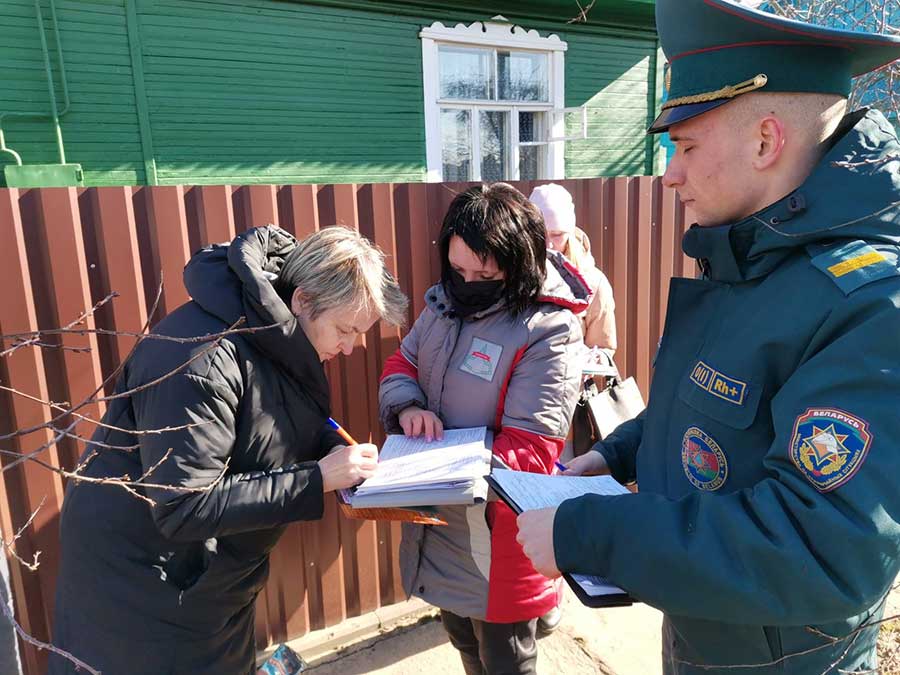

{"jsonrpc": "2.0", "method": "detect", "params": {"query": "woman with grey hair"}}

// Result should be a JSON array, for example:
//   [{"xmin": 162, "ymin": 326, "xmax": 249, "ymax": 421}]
[{"xmin": 49, "ymin": 225, "xmax": 407, "ymax": 674}]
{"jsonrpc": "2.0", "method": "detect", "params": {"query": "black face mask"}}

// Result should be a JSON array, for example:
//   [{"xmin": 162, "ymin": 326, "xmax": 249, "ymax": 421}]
[{"xmin": 444, "ymin": 269, "xmax": 505, "ymax": 318}]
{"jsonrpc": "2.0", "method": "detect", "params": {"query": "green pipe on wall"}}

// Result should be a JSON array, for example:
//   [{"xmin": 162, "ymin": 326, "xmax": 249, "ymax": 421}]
[
  {"xmin": 125, "ymin": 0, "xmax": 159, "ymax": 185},
  {"xmin": 0, "ymin": 0, "xmax": 71, "ymax": 166}
]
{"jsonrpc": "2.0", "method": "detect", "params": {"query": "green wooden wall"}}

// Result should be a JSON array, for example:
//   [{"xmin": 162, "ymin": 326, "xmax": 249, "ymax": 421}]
[
  {"xmin": 1, "ymin": 0, "xmax": 146, "ymax": 185},
  {"xmin": 0, "ymin": 0, "xmax": 660, "ymax": 186}
]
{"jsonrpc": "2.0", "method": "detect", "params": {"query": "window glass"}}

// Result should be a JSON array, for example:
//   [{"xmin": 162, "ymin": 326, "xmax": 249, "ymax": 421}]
[
  {"xmin": 441, "ymin": 108, "xmax": 472, "ymax": 181},
  {"xmin": 518, "ymin": 111, "xmax": 545, "ymax": 180},
  {"xmin": 480, "ymin": 110, "xmax": 508, "ymax": 182},
  {"xmin": 498, "ymin": 51, "xmax": 548, "ymax": 102},
  {"xmin": 439, "ymin": 46, "xmax": 494, "ymax": 100}
]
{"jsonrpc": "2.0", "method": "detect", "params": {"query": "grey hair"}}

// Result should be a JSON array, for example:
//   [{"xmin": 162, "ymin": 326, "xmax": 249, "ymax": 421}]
[{"xmin": 275, "ymin": 226, "xmax": 407, "ymax": 327}]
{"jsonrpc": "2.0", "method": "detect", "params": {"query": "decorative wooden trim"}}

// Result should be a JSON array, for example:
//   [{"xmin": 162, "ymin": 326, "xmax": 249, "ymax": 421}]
[
  {"xmin": 420, "ymin": 17, "xmax": 569, "ymax": 182},
  {"xmin": 421, "ymin": 36, "xmax": 443, "ymax": 182},
  {"xmin": 548, "ymin": 49, "xmax": 566, "ymax": 179},
  {"xmin": 419, "ymin": 17, "xmax": 567, "ymax": 52}
]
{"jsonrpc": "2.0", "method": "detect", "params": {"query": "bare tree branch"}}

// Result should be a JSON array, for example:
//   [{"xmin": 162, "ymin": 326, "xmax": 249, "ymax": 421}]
[
  {"xmin": 95, "ymin": 318, "xmax": 245, "ymax": 403},
  {"xmin": 0, "ymin": 384, "xmax": 212, "ymax": 437},
  {"xmin": 0, "ymin": 275, "xmax": 251, "ymax": 673},
  {"xmin": 567, "ymin": 0, "xmax": 597, "ymax": 24},
  {"xmin": 0, "ymin": 316, "xmax": 252, "ymax": 441},
  {"xmin": 0, "ymin": 447, "xmax": 231, "ymax": 509},
  {"xmin": 2, "ymin": 499, "xmax": 45, "ymax": 573},
  {"xmin": 0, "ymin": 292, "xmax": 118, "ymax": 359},
  {"xmin": 762, "ymin": 0, "xmax": 899, "ymax": 122},
  {"xmin": 3, "ymin": 323, "xmax": 277, "ymax": 347},
  {"xmin": 0, "ymin": 595, "xmax": 99, "ymax": 675},
  {"xmin": 674, "ymin": 581, "xmax": 900, "ymax": 672}
]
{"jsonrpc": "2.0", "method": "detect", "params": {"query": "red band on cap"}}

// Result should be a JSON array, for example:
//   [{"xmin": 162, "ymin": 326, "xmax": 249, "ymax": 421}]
[
  {"xmin": 705, "ymin": 0, "xmax": 895, "ymax": 48},
  {"xmin": 671, "ymin": 39, "xmax": 851, "ymax": 62}
]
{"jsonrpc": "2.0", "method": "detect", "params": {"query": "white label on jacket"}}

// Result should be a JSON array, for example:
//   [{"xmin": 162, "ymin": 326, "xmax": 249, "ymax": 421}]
[{"xmin": 459, "ymin": 337, "xmax": 503, "ymax": 382}]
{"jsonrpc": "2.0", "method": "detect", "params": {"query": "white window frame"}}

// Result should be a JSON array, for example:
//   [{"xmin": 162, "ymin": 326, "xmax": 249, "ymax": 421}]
[{"xmin": 420, "ymin": 18, "xmax": 569, "ymax": 183}]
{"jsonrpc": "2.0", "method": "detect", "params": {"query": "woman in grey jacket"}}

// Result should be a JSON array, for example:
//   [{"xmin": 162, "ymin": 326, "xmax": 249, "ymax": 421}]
[{"xmin": 379, "ymin": 183, "xmax": 589, "ymax": 675}]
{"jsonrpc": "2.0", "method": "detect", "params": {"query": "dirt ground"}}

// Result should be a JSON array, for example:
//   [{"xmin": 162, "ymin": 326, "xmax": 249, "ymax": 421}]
[
  {"xmin": 880, "ymin": 587, "xmax": 900, "ymax": 675},
  {"xmin": 879, "ymin": 618, "xmax": 900, "ymax": 675},
  {"xmin": 305, "ymin": 587, "xmax": 663, "ymax": 675},
  {"xmin": 301, "ymin": 583, "xmax": 900, "ymax": 675}
]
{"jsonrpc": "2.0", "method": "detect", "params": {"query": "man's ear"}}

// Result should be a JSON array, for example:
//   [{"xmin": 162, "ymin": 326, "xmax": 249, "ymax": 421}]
[{"xmin": 753, "ymin": 115, "xmax": 786, "ymax": 171}]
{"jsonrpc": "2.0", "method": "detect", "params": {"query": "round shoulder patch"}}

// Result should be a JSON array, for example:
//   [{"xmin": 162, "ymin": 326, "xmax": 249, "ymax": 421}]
[
  {"xmin": 789, "ymin": 408, "xmax": 873, "ymax": 492},
  {"xmin": 682, "ymin": 426, "xmax": 728, "ymax": 491}
]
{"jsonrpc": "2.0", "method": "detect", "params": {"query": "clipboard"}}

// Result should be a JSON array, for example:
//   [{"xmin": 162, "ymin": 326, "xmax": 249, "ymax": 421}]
[
  {"xmin": 486, "ymin": 474, "xmax": 635, "ymax": 608},
  {"xmin": 337, "ymin": 489, "xmax": 447, "ymax": 526}
]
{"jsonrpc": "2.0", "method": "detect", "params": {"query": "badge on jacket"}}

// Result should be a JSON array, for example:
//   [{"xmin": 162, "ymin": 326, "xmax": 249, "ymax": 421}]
[
  {"xmin": 789, "ymin": 408, "xmax": 873, "ymax": 492},
  {"xmin": 459, "ymin": 337, "xmax": 503, "ymax": 382},
  {"xmin": 682, "ymin": 427, "xmax": 728, "ymax": 491},
  {"xmin": 690, "ymin": 360, "xmax": 747, "ymax": 406}
]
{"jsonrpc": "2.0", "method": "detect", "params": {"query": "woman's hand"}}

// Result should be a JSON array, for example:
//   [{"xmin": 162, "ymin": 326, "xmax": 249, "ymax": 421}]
[
  {"xmin": 398, "ymin": 406, "xmax": 444, "ymax": 441},
  {"xmin": 318, "ymin": 443, "xmax": 378, "ymax": 492},
  {"xmin": 561, "ymin": 449, "xmax": 610, "ymax": 476}
]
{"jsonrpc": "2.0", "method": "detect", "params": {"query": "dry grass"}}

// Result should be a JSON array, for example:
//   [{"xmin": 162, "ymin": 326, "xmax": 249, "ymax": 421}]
[{"xmin": 879, "ymin": 618, "xmax": 900, "ymax": 675}]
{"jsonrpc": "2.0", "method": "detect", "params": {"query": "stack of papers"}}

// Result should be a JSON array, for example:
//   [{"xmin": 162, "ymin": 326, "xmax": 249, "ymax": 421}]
[{"xmin": 347, "ymin": 427, "xmax": 493, "ymax": 508}]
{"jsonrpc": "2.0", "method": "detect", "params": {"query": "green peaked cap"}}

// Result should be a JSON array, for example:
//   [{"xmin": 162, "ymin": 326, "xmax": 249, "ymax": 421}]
[{"xmin": 649, "ymin": 0, "xmax": 900, "ymax": 134}]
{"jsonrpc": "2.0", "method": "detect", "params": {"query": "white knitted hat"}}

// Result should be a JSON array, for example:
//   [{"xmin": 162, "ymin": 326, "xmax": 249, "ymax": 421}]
[{"xmin": 529, "ymin": 183, "xmax": 576, "ymax": 233}]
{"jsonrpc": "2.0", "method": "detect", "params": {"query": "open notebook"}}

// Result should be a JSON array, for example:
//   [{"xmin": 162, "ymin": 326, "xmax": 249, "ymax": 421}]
[
  {"xmin": 342, "ymin": 426, "xmax": 493, "ymax": 510},
  {"xmin": 487, "ymin": 469, "xmax": 635, "ymax": 608}
]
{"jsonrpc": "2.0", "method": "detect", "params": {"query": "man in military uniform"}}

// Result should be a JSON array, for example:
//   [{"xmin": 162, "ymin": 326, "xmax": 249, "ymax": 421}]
[{"xmin": 516, "ymin": 1, "xmax": 900, "ymax": 673}]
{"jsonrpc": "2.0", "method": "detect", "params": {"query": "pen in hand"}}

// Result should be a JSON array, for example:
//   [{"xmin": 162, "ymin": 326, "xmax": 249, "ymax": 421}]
[
  {"xmin": 322, "ymin": 418, "xmax": 378, "ymax": 493},
  {"xmin": 555, "ymin": 460, "xmax": 568, "ymax": 473},
  {"xmin": 327, "ymin": 416, "xmax": 358, "ymax": 445}
]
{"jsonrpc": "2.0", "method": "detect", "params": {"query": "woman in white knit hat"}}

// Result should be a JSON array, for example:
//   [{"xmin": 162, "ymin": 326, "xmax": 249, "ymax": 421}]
[
  {"xmin": 529, "ymin": 183, "xmax": 617, "ymax": 356},
  {"xmin": 528, "ymin": 183, "xmax": 617, "ymax": 636}
]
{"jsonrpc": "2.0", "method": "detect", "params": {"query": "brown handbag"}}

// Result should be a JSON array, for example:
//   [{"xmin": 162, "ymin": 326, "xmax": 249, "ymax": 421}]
[{"xmin": 572, "ymin": 361, "xmax": 646, "ymax": 455}]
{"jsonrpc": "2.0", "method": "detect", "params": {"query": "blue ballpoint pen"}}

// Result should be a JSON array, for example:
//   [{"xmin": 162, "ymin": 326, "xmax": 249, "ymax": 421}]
[
  {"xmin": 326, "ymin": 417, "xmax": 357, "ymax": 445},
  {"xmin": 555, "ymin": 460, "xmax": 568, "ymax": 472}
]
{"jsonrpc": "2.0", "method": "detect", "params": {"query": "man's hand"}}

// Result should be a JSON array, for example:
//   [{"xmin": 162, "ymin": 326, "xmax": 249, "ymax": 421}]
[
  {"xmin": 562, "ymin": 449, "xmax": 610, "ymax": 476},
  {"xmin": 398, "ymin": 406, "xmax": 444, "ymax": 441},
  {"xmin": 516, "ymin": 507, "xmax": 561, "ymax": 579}
]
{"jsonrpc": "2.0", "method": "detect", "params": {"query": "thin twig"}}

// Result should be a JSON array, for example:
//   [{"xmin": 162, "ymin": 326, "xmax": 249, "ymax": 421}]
[
  {"xmin": 3, "ymin": 280, "xmax": 169, "ymax": 444},
  {"xmin": 0, "ymin": 593, "xmax": 99, "ymax": 674},
  {"xmin": 0, "ymin": 447, "xmax": 231, "ymax": 508},
  {"xmin": 567, "ymin": 0, "xmax": 597, "ymax": 23},
  {"xmin": 1, "ymin": 340, "xmax": 91, "ymax": 355},
  {"xmin": 96, "ymin": 317, "xmax": 245, "ymax": 403},
  {"xmin": 0, "ymin": 384, "xmax": 212, "ymax": 438},
  {"xmin": 2, "ymin": 498, "xmax": 45, "ymax": 572},
  {"xmin": 0, "ymin": 317, "xmax": 244, "ymax": 440},
  {"xmin": 0, "ymin": 421, "xmax": 78, "ymax": 474},
  {"xmin": 3, "ymin": 322, "xmax": 276, "ymax": 346},
  {"xmin": 0, "ymin": 293, "xmax": 118, "ymax": 359},
  {"xmin": 831, "ymin": 153, "xmax": 900, "ymax": 169},
  {"xmin": 675, "ymin": 583, "xmax": 900, "ymax": 671},
  {"xmin": 50, "ymin": 427, "xmax": 140, "ymax": 452},
  {"xmin": 0, "ymin": 317, "xmax": 245, "ymax": 441}
]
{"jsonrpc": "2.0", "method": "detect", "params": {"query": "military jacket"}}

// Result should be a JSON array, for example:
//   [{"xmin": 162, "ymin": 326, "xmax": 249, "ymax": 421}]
[{"xmin": 554, "ymin": 109, "xmax": 900, "ymax": 674}]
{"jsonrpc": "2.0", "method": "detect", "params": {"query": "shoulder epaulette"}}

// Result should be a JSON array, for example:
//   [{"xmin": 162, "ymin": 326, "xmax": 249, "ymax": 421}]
[{"xmin": 806, "ymin": 239, "xmax": 900, "ymax": 295}]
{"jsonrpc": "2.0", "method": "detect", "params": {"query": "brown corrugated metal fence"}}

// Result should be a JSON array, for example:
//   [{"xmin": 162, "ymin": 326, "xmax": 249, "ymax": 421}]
[{"xmin": 0, "ymin": 178, "xmax": 692, "ymax": 674}]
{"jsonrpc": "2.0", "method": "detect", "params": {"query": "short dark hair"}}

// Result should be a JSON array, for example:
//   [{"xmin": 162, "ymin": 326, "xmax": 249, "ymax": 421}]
[{"xmin": 439, "ymin": 183, "xmax": 547, "ymax": 316}]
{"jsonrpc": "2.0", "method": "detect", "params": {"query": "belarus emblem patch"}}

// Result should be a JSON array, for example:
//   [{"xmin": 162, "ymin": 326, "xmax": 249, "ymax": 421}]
[
  {"xmin": 682, "ymin": 427, "xmax": 728, "ymax": 491},
  {"xmin": 789, "ymin": 408, "xmax": 873, "ymax": 492}
]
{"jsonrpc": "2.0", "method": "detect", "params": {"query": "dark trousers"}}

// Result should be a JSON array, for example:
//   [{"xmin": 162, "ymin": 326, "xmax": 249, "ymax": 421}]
[{"xmin": 440, "ymin": 610, "xmax": 538, "ymax": 675}]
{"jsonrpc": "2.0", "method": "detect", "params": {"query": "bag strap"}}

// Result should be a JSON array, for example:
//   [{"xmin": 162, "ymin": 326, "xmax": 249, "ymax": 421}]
[
  {"xmin": 598, "ymin": 349, "xmax": 621, "ymax": 385},
  {"xmin": 581, "ymin": 349, "xmax": 621, "ymax": 397}
]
